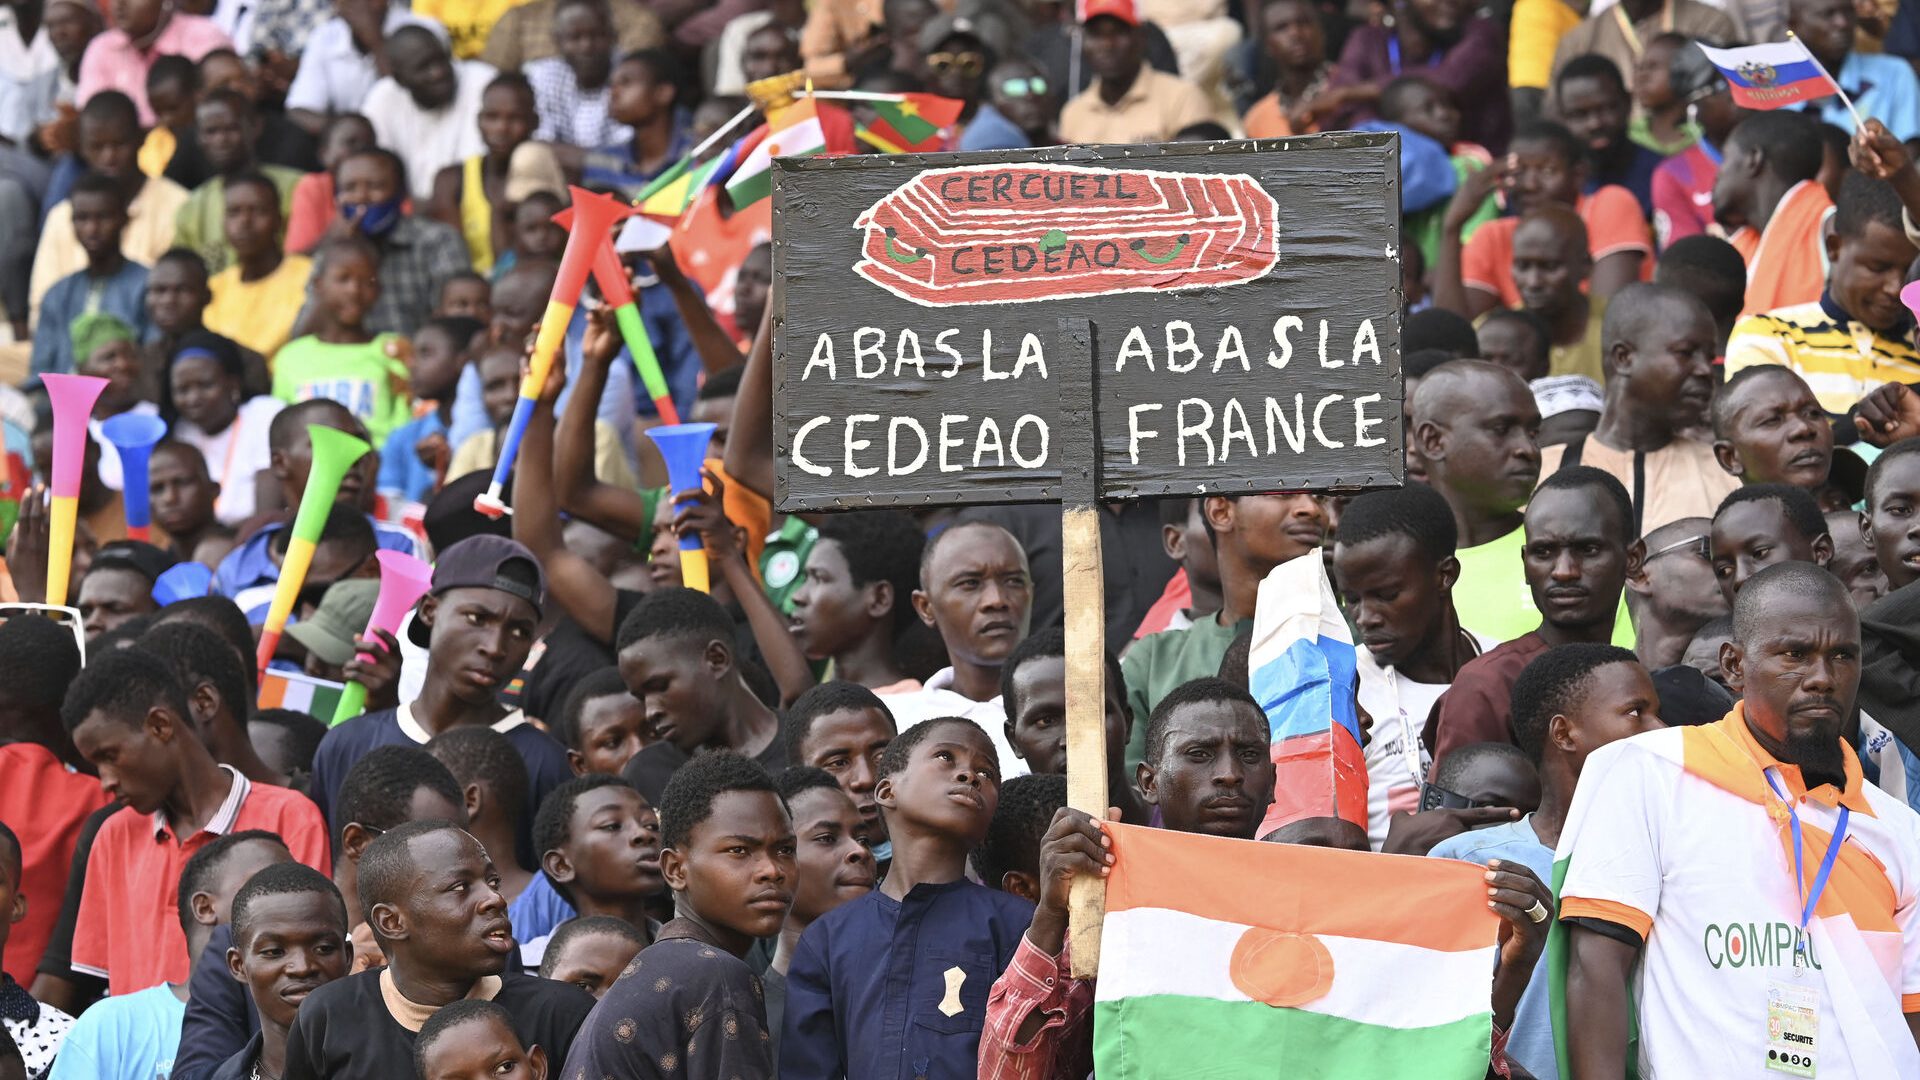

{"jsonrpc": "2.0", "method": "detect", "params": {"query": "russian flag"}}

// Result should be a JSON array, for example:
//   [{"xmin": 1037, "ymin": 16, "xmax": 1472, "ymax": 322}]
[
  {"xmin": 1247, "ymin": 553, "xmax": 1366, "ymax": 837},
  {"xmin": 1698, "ymin": 40, "xmax": 1837, "ymax": 111}
]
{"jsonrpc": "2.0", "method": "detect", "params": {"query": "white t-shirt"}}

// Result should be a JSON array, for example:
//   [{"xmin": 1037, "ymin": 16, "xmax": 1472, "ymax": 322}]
[
  {"xmin": 172, "ymin": 395, "xmax": 283, "ymax": 525},
  {"xmin": 363, "ymin": 59, "xmax": 496, "ymax": 201},
  {"xmin": 1559, "ymin": 709, "xmax": 1920, "ymax": 1078},
  {"xmin": 284, "ymin": 9, "xmax": 447, "ymax": 115},
  {"xmin": 1355, "ymin": 631, "xmax": 1495, "ymax": 851},
  {"xmin": 882, "ymin": 666, "xmax": 1031, "ymax": 781}
]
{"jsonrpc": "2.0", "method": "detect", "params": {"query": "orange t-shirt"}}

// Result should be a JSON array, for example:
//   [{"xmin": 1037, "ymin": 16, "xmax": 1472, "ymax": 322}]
[
  {"xmin": 1461, "ymin": 185, "xmax": 1653, "ymax": 307},
  {"xmin": 1736, "ymin": 180, "xmax": 1834, "ymax": 320},
  {"xmin": 1242, "ymin": 93, "xmax": 1297, "ymax": 139},
  {"xmin": 708, "ymin": 457, "xmax": 771, "ymax": 578}
]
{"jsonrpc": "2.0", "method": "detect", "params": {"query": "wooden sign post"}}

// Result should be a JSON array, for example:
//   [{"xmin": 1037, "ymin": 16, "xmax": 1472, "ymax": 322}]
[{"xmin": 771, "ymin": 135, "xmax": 1404, "ymax": 975}]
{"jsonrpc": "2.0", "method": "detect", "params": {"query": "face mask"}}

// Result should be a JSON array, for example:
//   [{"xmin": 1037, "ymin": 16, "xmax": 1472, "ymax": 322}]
[{"xmin": 340, "ymin": 198, "xmax": 403, "ymax": 237}]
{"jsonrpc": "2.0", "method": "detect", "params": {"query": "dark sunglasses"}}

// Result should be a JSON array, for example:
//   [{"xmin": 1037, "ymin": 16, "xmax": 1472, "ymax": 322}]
[{"xmin": 927, "ymin": 51, "xmax": 986, "ymax": 75}]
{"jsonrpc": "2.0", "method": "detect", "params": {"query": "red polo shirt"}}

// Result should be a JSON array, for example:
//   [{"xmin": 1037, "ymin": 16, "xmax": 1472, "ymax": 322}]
[
  {"xmin": 72, "ymin": 768, "xmax": 330, "ymax": 994},
  {"xmin": 0, "ymin": 743, "xmax": 111, "ymax": 984}
]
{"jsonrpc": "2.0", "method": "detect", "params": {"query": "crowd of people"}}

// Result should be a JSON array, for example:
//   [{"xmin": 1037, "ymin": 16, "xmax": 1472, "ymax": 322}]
[{"xmin": 6, "ymin": 0, "xmax": 1920, "ymax": 1075}]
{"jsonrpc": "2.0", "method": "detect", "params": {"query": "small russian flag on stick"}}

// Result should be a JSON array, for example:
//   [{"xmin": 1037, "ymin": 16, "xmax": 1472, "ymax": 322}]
[{"xmin": 1698, "ymin": 36, "xmax": 1866, "ymax": 128}]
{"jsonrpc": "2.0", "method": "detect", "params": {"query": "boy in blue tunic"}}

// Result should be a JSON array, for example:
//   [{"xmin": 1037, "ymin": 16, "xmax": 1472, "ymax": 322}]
[{"xmin": 781, "ymin": 717, "xmax": 1034, "ymax": 1079}]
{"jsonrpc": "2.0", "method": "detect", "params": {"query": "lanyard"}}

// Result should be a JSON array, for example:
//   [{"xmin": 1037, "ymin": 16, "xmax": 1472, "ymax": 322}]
[
  {"xmin": 1763, "ymin": 768, "xmax": 1850, "ymax": 961},
  {"xmin": 1385, "ymin": 34, "xmax": 1445, "ymax": 75}
]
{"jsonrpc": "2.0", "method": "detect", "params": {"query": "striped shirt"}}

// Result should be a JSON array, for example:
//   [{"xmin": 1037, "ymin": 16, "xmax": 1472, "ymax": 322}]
[{"xmin": 1725, "ymin": 294, "xmax": 1920, "ymax": 416}]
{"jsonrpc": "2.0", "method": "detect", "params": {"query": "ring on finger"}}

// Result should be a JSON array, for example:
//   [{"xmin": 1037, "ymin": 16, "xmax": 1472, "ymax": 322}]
[{"xmin": 1524, "ymin": 900, "xmax": 1549, "ymax": 924}]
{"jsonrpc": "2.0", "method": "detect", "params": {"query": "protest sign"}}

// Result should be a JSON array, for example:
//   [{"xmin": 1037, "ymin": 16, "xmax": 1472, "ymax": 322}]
[
  {"xmin": 771, "ymin": 133, "xmax": 1404, "ymax": 511},
  {"xmin": 772, "ymin": 133, "xmax": 1404, "ymax": 973}
]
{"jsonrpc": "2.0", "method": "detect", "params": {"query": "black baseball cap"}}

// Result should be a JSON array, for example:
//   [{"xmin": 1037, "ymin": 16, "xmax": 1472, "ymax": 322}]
[
  {"xmin": 89, "ymin": 540, "xmax": 178, "ymax": 585},
  {"xmin": 407, "ymin": 535, "xmax": 547, "ymax": 647},
  {"xmin": 422, "ymin": 470, "xmax": 512, "ymax": 553}
]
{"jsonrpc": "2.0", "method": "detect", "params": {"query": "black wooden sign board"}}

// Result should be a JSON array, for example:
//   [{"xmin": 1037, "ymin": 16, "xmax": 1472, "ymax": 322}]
[{"xmin": 770, "ymin": 133, "xmax": 1405, "ymax": 512}]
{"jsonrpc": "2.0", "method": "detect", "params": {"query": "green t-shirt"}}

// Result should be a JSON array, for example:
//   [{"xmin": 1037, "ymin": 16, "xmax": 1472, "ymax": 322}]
[
  {"xmin": 1452, "ymin": 523, "xmax": 1635, "ymax": 648},
  {"xmin": 1405, "ymin": 155, "xmax": 1499, "ymax": 270},
  {"xmin": 271, "ymin": 334, "xmax": 413, "ymax": 445},
  {"xmin": 1121, "ymin": 612, "xmax": 1249, "ymax": 772}
]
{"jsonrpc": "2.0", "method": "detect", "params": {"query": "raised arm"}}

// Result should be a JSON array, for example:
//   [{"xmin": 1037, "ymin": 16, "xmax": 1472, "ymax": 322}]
[
  {"xmin": 645, "ymin": 243, "xmax": 746, "ymax": 375},
  {"xmin": 555, "ymin": 307, "xmax": 652, "ymax": 540},
  {"xmin": 722, "ymin": 303, "xmax": 776, "ymax": 501},
  {"xmin": 515, "ymin": 338, "xmax": 621, "ymax": 643},
  {"xmin": 1433, "ymin": 162, "xmax": 1507, "ymax": 320},
  {"xmin": 676, "ymin": 466, "xmax": 815, "ymax": 704}
]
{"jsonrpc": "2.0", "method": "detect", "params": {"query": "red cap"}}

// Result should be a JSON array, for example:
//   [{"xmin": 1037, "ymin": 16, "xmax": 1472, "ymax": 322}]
[{"xmin": 1078, "ymin": 0, "xmax": 1139, "ymax": 25}]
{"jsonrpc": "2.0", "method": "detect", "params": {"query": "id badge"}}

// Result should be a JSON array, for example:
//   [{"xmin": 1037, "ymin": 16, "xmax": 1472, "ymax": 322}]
[{"xmin": 1767, "ymin": 979, "xmax": 1819, "ymax": 1076}]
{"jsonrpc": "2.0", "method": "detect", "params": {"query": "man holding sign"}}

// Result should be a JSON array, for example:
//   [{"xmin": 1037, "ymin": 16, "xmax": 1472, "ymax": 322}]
[{"xmin": 774, "ymin": 133, "xmax": 1408, "ymax": 1072}]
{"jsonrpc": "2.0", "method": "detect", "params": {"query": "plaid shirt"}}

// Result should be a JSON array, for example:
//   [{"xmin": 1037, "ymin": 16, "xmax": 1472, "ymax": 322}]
[
  {"xmin": 368, "ymin": 216, "xmax": 471, "ymax": 338},
  {"xmin": 978, "ymin": 936, "xmax": 1094, "ymax": 1080},
  {"xmin": 525, "ymin": 56, "xmax": 632, "ymax": 148}
]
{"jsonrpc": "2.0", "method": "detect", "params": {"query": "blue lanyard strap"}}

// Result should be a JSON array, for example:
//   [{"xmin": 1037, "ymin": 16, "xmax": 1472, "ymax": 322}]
[
  {"xmin": 1764, "ymin": 768, "xmax": 1851, "ymax": 935},
  {"xmin": 1385, "ymin": 34, "xmax": 1445, "ymax": 76}
]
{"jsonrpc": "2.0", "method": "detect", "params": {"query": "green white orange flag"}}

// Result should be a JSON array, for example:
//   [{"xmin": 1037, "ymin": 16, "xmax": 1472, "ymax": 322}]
[
  {"xmin": 725, "ymin": 96, "xmax": 827, "ymax": 208},
  {"xmin": 1093, "ymin": 823, "xmax": 1500, "ymax": 1079}
]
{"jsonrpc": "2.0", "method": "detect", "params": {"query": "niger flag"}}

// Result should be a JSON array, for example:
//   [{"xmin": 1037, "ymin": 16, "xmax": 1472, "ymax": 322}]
[{"xmin": 1094, "ymin": 824, "xmax": 1500, "ymax": 1078}]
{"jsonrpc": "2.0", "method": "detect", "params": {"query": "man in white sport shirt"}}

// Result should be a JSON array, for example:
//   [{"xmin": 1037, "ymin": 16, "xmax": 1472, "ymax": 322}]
[{"xmin": 1561, "ymin": 561, "xmax": 1920, "ymax": 1077}]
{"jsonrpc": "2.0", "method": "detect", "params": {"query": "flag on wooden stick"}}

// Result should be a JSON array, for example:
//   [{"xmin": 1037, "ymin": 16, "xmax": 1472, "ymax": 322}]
[
  {"xmin": 726, "ymin": 95, "xmax": 827, "ymax": 208},
  {"xmin": 1248, "ymin": 553, "xmax": 1366, "ymax": 837}
]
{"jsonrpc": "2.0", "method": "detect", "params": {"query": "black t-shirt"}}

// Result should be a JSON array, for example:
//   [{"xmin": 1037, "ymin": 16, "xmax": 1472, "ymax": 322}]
[
  {"xmin": 284, "ymin": 969, "xmax": 594, "ymax": 1080},
  {"xmin": 524, "ymin": 591, "xmax": 774, "ymax": 725},
  {"xmin": 520, "ymin": 615, "xmax": 619, "ymax": 724},
  {"xmin": 622, "ymin": 731, "xmax": 788, "ymax": 807}
]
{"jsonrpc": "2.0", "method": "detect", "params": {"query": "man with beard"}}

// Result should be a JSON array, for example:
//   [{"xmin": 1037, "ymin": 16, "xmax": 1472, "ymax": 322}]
[
  {"xmin": 1728, "ymin": 172, "xmax": 1920, "ymax": 417},
  {"xmin": 1540, "ymin": 283, "xmax": 1737, "ymax": 532},
  {"xmin": 1563, "ymin": 563, "xmax": 1920, "ymax": 1077},
  {"xmin": 1552, "ymin": 55, "xmax": 1666, "ymax": 218}
]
